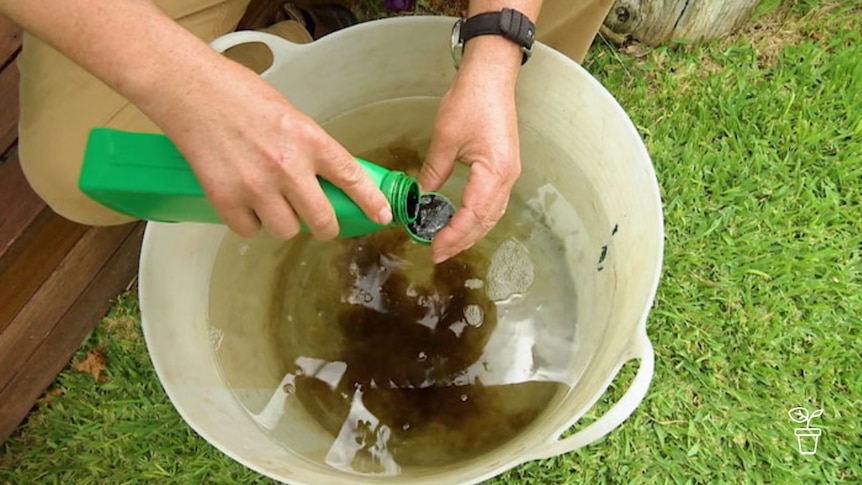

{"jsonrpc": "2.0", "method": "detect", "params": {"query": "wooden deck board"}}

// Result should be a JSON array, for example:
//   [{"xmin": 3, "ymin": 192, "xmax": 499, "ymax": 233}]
[
  {"xmin": 0, "ymin": 61, "xmax": 19, "ymax": 154},
  {"xmin": 0, "ymin": 221, "xmax": 136, "ymax": 392},
  {"xmin": 0, "ymin": 223, "xmax": 144, "ymax": 442},
  {"xmin": 0, "ymin": 207, "xmax": 88, "ymax": 335},
  {"xmin": 1, "ymin": 14, "xmax": 21, "ymax": 156},
  {"xmin": 0, "ymin": 152, "xmax": 46, "ymax": 260},
  {"xmin": 0, "ymin": 199, "xmax": 87, "ymax": 326}
]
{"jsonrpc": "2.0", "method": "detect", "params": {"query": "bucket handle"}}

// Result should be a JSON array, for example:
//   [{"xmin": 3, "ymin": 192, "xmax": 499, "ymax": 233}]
[
  {"xmin": 209, "ymin": 31, "xmax": 306, "ymax": 77},
  {"xmin": 522, "ymin": 331, "xmax": 655, "ymax": 462}
]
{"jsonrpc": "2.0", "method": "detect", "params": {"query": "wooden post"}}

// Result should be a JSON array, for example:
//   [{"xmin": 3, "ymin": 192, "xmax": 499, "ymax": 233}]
[{"xmin": 602, "ymin": 0, "xmax": 759, "ymax": 46}]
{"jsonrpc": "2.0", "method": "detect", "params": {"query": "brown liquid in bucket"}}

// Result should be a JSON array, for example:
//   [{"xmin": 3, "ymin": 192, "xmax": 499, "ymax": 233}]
[
  {"xmin": 208, "ymin": 98, "xmax": 580, "ymax": 477},
  {"xmin": 276, "ymin": 228, "xmax": 563, "ymax": 471}
]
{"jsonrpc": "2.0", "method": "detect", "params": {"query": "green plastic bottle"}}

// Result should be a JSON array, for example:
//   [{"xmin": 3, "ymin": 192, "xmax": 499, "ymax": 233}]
[{"xmin": 78, "ymin": 128, "xmax": 429, "ymax": 240}]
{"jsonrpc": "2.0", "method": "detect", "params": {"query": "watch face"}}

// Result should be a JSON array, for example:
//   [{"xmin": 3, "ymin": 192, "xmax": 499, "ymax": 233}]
[{"xmin": 450, "ymin": 19, "xmax": 464, "ymax": 68}]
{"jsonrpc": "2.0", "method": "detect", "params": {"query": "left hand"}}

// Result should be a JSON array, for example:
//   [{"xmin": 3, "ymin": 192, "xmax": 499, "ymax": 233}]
[{"xmin": 418, "ymin": 36, "xmax": 523, "ymax": 263}]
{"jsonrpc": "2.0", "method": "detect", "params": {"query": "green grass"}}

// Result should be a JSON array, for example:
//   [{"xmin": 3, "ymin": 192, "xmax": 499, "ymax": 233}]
[{"xmin": 2, "ymin": 1, "xmax": 861, "ymax": 483}]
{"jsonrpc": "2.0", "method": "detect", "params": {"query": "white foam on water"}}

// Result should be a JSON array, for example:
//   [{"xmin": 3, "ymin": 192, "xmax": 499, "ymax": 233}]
[{"xmin": 487, "ymin": 238, "xmax": 535, "ymax": 301}]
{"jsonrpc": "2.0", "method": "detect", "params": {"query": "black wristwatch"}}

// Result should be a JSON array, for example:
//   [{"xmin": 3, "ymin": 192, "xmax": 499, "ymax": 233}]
[{"xmin": 450, "ymin": 8, "xmax": 536, "ymax": 68}]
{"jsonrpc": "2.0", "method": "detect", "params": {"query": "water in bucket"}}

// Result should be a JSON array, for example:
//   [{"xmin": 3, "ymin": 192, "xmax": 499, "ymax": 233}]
[{"xmin": 207, "ymin": 97, "xmax": 587, "ymax": 477}]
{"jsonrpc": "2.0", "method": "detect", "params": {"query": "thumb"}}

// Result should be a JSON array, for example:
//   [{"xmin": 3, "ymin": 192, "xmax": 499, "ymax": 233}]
[
  {"xmin": 317, "ymin": 149, "xmax": 393, "ymax": 226},
  {"xmin": 418, "ymin": 135, "xmax": 458, "ymax": 192}
]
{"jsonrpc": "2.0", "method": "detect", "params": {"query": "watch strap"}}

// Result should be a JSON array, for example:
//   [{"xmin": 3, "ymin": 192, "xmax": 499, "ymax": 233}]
[{"xmin": 459, "ymin": 8, "xmax": 536, "ymax": 65}]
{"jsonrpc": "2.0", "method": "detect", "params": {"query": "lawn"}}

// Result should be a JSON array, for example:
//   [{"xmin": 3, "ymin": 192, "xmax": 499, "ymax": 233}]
[{"xmin": 1, "ymin": 1, "xmax": 860, "ymax": 483}]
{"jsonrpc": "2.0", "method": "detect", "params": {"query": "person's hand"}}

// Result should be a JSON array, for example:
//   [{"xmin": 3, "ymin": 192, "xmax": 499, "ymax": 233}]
[
  {"xmin": 143, "ymin": 55, "xmax": 393, "ymax": 240},
  {"xmin": 419, "ymin": 35, "xmax": 522, "ymax": 263}
]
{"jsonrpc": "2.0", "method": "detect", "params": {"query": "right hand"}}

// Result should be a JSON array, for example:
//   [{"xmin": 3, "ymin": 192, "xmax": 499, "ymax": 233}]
[{"xmin": 141, "ymin": 54, "xmax": 392, "ymax": 240}]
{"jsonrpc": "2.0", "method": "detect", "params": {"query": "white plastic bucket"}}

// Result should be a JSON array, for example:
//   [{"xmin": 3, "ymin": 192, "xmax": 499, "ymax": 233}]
[{"xmin": 139, "ymin": 16, "xmax": 663, "ymax": 485}]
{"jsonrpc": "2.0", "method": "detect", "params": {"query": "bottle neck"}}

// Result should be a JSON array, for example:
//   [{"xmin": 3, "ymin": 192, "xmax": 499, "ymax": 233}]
[{"xmin": 380, "ymin": 171, "xmax": 420, "ymax": 226}]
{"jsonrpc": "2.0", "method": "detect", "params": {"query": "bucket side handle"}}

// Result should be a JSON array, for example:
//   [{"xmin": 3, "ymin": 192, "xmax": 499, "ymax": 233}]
[
  {"xmin": 523, "ymin": 332, "xmax": 655, "ymax": 462},
  {"xmin": 209, "ymin": 31, "xmax": 305, "ymax": 77}
]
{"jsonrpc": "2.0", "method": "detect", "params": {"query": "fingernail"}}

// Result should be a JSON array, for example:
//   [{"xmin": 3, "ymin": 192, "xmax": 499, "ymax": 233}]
[{"xmin": 377, "ymin": 206, "xmax": 393, "ymax": 225}]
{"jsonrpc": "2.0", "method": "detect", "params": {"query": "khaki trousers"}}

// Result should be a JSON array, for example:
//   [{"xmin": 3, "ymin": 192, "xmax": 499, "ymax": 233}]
[{"xmin": 17, "ymin": 0, "xmax": 614, "ymax": 226}]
